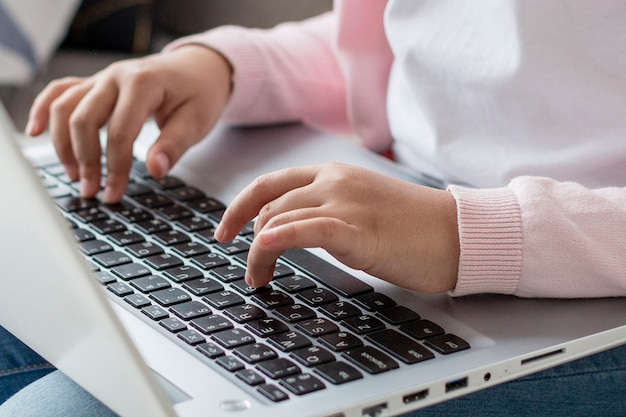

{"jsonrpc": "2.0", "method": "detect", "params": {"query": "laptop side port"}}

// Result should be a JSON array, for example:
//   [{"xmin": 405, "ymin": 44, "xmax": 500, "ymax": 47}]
[
  {"xmin": 403, "ymin": 389, "xmax": 429, "ymax": 404},
  {"xmin": 362, "ymin": 402, "xmax": 388, "ymax": 417},
  {"xmin": 445, "ymin": 377, "xmax": 468, "ymax": 393}
]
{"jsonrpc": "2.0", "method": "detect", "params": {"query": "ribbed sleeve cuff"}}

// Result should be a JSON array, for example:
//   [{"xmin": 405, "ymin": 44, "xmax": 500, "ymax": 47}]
[
  {"xmin": 162, "ymin": 26, "xmax": 267, "ymax": 121},
  {"xmin": 447, "ymin": 185, "xmax": 523, "ymax": 296}
]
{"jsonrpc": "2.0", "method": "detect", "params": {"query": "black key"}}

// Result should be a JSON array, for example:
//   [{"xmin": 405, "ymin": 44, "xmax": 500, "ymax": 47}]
[
  {"xmin": 150, "ymin": 288, "xmax": 192, "ymax": 306},
  {"xmin": 256, "ymin": 358, "xmax": 300, "ymax": 380},
  {"xmin": 216, "ymin": 355, "xmax": 245, "ymax": 372},
  {"xmin": 55, "ymin": 196, "xmax": 98, "ymax": 212},
  {"xmin": 164, "ymin": 265, "xmax": 204, "ymax": 283},
  {"xmin": 257, "ymin": 384, "xmax": 289, "ymax": 402},
  {"xmin": 177, "ymin": 217, "xmax": 213, "ymax": 232},
  {"xmin": 353, "ymin": 292, "xmax": 397, "ymax": 312},
  {"xmin": 94, "ymin": 270, "xmax": 117, "ymax": 285},
  {"xmin": 90, "ymin": 219, "xmax": 126, "ymax": 235},
  {"xmin": 108, "ymin": 230, "xmax": 144, "ymax": 246},
  {"xmin": 168, "ymin": 185, "xmax": 205, "ymax": 201},
  {"xmin": 73, "ymin": 228, "xmax": 95, "ymax": 242},
  {"xmin": 196, "ymin": 342, "xmax": 225, "ymax": 359},
  {"xmin": 135, "ymin": 219, "xmax": 171, "ymax": 234},
  {"xmin": 191, "ymin": 253, "xmax": 229, "ymax": 270},
  {"xmin": 160, "ymin": 317, "xmax": 186, "ymax": 333},
  {"xmin": 268, "ymin": 331, "xmax": 312, "ymax": 352},
  {"xmin": 342, "ymin": 346, "xmax": 399, "ymax": 374},
  {"xmin": 245, "ymin": 317, "xmax": 289, "ymax": 338},
  {"xmin": 341, "ymin": 315, "xmax": 386, "ymax": 335},
  {"xmin": 297, "ymin": 287, "xmax": 339, "ymax": 307},
  {"xmin": 107, "ymin": 282, "xmax": 133, "ymax": 297},
  {"xmin": 93, "ymin": 251, "xmax": 132, "ymax": 268},
  {"xmin": 400, "ymin": 319, "xmax": 445, "ymax": 340},
  {"xmin": 252, "ymin": 290, "xmax": 294, "ymax": 309},
  {"xmin": 190, "ymin": 315, "xmax": 233, "ymax": 334},
  {"xmin": 142, "ymin": 305, "xmax": 169, "ymax": 321},
  {"xmin": 112, "ymin": 263, "xmax": 151, "ymax": 281},
  {"xmin": 213, "ymin": 239, "xmax": 250, "ymax": 255},
  {"xmin": 272, "ymin": 263, "xmax": 295, "ymax": 279},
  {"xmin": 319, "ymin": 331, "xmax": 363, "ymax": 352},
  {"xmin": 280, "ymin": 373, "xmax": 325, "ymax": 395},
  {"xmin": 144, "ymin": 253, "xmax": 183, "ymax": 270},
  {"xmin": 281, "ymin": 249, "xmax": 373, "ymax": 297},
  {"xmin": 273, "ymin": 275, "xmax": 316, "ymax": 293},
  {"xmin": 74, "ymin": 207, "xmax": 108, "ymax": 223},
  {"xmin": 111, "ymin": 205, "xmax": 152, "ymax": 223},
  {"xmin": 236, "ymin": 369, "xmax": 265, "ymax": 386},
  {"xmin": 210, "ymin": 265, "xmax": 246, "ymax": 283},
  {"xmin": 366, "ymin": 329, "xmax": 435, "ymax": 364},
  {"xmin": 290, "ymin": 345, "xmax": 335, "ymax": 367},
  {"xmin": 233, "ymin": 343, "xmax": 278, "ymax": 364},
  {"xmin": 319, "ymin": 301, "xmax": 361, "ymax": 321},
  {"xmin": 274, "ymin": 304, "xmax": 316, "ymax": 323},
  {"xmin": 154, "ymin": 230, "xmax": 190, "ymax": 246},
  {"xmin": 296, "ymin": 318, "xmax": 339, "ymax": 337},
  {"xmin": 126, "ymin": 242, "xmax": 163, "ymax": 258},
  {"xmin": 124, "ymin": 182, "xmax": 152, "ymax": 197},
  {"xmin": 183, "ymin": 277, "xmax": 223, "ymax": 296},
  {"xmin": 78, "ymin": 239, "xmax": 113, "ymax": 256},
  {"xmin": 134, "ymin": 192, "xmax": 174, "ymax": 209},
  {"xmin": 231, "ymin": 280, "xmax": 272, "ymax": 296},
  {"xmin": 124, "ymin": 293, "xmax": 151, "ymax": 309},
  {"xmin": 188, "ymin": 197, "xmax": 225, "ymax": 214},
  {"xmin": 194, "ymin": 228, "xmax": 217, "ymax": 244},
  {"xmin": 423, "ymin": 334, "xmax": 471, "ymax": 355},
  {"xmin": 169, "ymin": 301, "xmax": 212, "ymax": 321},
  {"xmin": 203, "ymin": 290, "xmax": 245, "ymax": 309},
  {"xmin": 177, "ymin": 329, "xmax": 205, "ymax": 346},
  {"xmin": 314, "ymin": 361, "xmax": 363, "ymax": 385},
  {"xmin": 149, "ymin": 176, "xmax": 185, "ymax": 190},
  {"xmin": 375, "ymin": 305, "xmax": 420, "ymax": 325},
  {"xmin": 157, "ymin": 204, "xmax": 193, "ymax": 221},
  {"xmin": 171, "ymin": 241, "xmax": 210, "ymax": 258},
  {"xmin": 223, "ymin": 304, "xmax": 266, "ymax": 323},
  {"xmin": 212, "ymin": 328, "xmax": 256, "ymax": 349}
]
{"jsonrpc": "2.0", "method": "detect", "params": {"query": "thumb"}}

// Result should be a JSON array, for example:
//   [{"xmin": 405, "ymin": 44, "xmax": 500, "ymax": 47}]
[{"xmin": 145, "ymin": 104, "xmax": 214, "ymax": 178}]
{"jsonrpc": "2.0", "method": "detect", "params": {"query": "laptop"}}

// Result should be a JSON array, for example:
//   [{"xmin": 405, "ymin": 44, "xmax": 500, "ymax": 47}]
[{"xmin": 1, "ymin": 100, "xmax": 625, "ymax": 417}]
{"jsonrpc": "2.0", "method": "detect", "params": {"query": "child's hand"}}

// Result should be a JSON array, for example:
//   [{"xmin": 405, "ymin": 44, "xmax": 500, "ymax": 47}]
[
  {"xmin": 215, "ymin": 163, "xmax": 460, "ymax": 293},
  {"xmin": 27, "ymin": 46, "xmax": 232, "ymax": 203}
]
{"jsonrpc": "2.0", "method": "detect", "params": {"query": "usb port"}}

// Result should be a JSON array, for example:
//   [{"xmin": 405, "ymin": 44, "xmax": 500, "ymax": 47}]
[
  {"xmin": 445, "ymin": 377, "xmax": 468, "ymax": 393},
  {"xmin": 403, "ymin": 389, "xmax": 429, "ymax": 403}
]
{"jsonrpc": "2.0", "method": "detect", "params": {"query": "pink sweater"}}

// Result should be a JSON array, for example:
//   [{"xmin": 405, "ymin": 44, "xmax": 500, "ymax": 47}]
[{"xmin": 166, "ymin": 1, "xmax": 626, "ymax": 298}]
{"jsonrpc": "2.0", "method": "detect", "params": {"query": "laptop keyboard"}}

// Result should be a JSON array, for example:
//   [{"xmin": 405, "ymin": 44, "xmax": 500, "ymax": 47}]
[{"xmin": 36, "ymin": 159, "xmax": 470, "ymax": 402}]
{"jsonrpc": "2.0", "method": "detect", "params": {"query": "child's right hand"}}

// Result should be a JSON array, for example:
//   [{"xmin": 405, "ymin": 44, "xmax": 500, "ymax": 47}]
[{"xmin": 26, "ymin": 45, "xmax": 233, "ymax": 203}]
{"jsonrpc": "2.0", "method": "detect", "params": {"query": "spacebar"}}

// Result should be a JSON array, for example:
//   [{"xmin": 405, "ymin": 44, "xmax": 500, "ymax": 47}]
[{"xmin": 281, "ymin": 249, "xmax": 373, "ymax": 298}]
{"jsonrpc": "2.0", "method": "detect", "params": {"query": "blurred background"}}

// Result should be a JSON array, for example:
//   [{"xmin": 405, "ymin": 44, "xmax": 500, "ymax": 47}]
[{"xmin": 0, "ymin": 0, "xmax": 332, "ymax": 130}]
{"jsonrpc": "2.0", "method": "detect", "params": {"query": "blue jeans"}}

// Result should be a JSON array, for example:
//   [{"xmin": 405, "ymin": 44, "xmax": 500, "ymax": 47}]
[{"xmin": 1, "ymin": 326, "xmax": 625, "ymax": 417}]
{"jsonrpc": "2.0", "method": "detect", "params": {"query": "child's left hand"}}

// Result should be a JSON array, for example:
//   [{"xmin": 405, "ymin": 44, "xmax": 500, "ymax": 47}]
[{"xmin": 215, "ymin": 163, "xmax": 460, "ymax": 293}]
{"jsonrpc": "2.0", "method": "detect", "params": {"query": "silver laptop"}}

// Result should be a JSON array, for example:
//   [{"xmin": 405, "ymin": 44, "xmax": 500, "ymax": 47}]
[{"xmin": 1, "ymin": 101, "xmax": 625, "ymax": 417}]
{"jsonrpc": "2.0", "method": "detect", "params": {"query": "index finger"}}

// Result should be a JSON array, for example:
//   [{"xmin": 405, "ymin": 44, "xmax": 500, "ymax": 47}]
[{"xmin": 215, "ymin": 166, "xmax": 318, "ymax": 241}]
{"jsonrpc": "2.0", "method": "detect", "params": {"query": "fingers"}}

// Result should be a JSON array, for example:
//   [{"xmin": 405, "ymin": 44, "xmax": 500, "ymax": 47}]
[
  {"xmin": 215, "ymin": 166, "xmax": 318, "ymax": 241},
  {"xmin": 245, "ymin": 217, "xmax": 358, "ymax": 288}
]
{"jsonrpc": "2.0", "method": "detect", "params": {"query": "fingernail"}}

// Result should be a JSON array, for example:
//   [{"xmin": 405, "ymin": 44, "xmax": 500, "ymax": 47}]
[
  {"xmin": 244, "ymin": 272, "xmax": 255, "ymax": 288},
  {"xmin": 155, "ymin": 153, "xmax": 170, "ymax": 176},
  {"xmin": 214, "ymin": 223, "xmax": 226, "ymax": 241},
  {"xmin": 80, "ymin": 178, "xmax": 97, "ymax": 197},
  {"xmin": 103, "ymin": 186, "xmax": 116, "ymax": 204},
  {"xmin": 258, "ymin": 229, "xmax": 276, "ymax": 248}
]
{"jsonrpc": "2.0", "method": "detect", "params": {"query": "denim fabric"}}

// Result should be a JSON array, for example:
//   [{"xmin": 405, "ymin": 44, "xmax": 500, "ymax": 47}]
[
  {"xmin": 1, "ymin": 325, "xmax": 624, "ymax": 417},
  {"xmin": 0, "ymin": 326, "xmax": 54, "ymax": 404}
]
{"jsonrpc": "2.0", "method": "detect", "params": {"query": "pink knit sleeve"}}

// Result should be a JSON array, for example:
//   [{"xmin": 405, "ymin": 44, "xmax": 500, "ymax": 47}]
[
  {"xmin": 163, "ymin": 13, "xmax": 351, "ymax": 135},
  {"xmin": 449, "ymin": 178, "xmax": 626, "ymax": 298}
]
